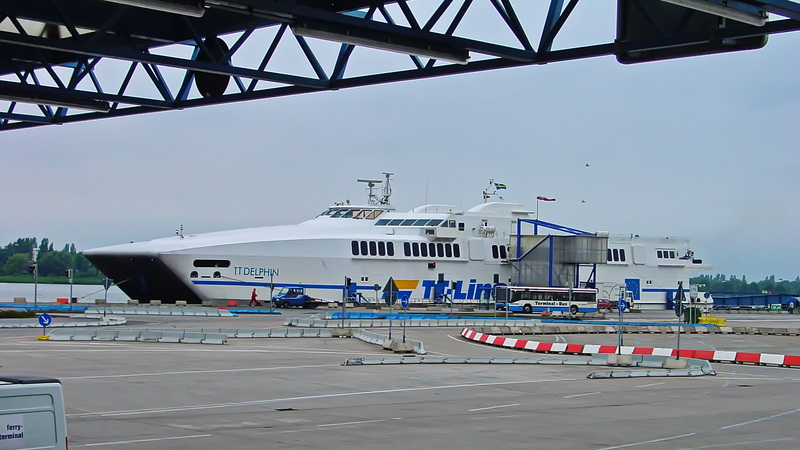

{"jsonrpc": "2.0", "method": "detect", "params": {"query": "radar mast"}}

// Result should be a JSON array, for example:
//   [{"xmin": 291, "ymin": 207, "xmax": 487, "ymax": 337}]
[{"xmin": 357, "ymin": 172, "xmax": 393, "ymax": 206}]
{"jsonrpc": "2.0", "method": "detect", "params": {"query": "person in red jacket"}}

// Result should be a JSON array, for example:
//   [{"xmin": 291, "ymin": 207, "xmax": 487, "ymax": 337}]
[{"xmin": 249, "ymin": 288, "xmax": 259, "ymax": 306}]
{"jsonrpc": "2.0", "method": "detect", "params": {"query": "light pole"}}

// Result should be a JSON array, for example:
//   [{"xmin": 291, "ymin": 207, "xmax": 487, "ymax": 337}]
[
  {"xmin": 269, "ymin": 272, "xmax": 275, "ymax": 313},
  {"xmin": 33, "ymin": 263, "xmax": 38, "ymax": 311},
  {"xmin": 67, "ymin": 269, "xmax": 73, "ymax": 312},
  {"xmin": 31, "ymin": 246, "xmax": 39, "ymax": 311}
]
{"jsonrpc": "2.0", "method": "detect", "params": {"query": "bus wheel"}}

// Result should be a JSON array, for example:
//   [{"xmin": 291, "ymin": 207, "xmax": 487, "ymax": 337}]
[
  {"xmin": 523, "ymin": 304, "xmax": 532, "ymax": 314},
  {"xmin": 570, "ymin": 305, "xmax": 579, "ymax": 315}
]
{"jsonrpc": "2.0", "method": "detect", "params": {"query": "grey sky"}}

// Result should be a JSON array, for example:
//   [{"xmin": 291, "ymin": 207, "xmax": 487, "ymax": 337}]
[{"xmin": 1, "ymin": 3, "xmax": 798, "ymax": 281}]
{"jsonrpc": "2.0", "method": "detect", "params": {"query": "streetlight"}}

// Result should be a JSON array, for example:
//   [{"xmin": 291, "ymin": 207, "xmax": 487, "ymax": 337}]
[{"xmin": 30, "ymin": 246, "xmax": 39, "ymax": 311}]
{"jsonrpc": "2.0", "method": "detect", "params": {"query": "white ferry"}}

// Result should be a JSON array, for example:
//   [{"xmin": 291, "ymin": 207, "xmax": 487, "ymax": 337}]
[{"xmin": 84, "ymin": 174, "xmax": 711, "ymax": 309}]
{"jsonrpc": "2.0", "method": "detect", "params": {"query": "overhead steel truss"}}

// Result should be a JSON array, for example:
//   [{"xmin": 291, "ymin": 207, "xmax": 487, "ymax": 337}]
[{"xmin": 1, "ymin": 0, "xmax": 798, "ymax": 132}]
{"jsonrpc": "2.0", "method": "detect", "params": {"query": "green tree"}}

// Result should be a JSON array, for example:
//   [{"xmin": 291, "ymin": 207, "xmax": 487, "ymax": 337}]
[
  {"xmin": 73, "ymin": 253, "xmax": 97, "ymax": 277},
  {"xmin": 37, "ymin": 251, "xmax": 73, "ymax": 277},
  {"xmin": 4, "ymin": 253, "xmax": 29, "ymax": 275}
]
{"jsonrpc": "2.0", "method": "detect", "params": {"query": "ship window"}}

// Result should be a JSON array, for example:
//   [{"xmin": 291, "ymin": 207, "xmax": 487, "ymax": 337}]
[
  {"xmin": 657, "ymin": 250, "xmax": 663, "ymax": 258},
  {"xmin": 193, "ymin": 259, "xmax": 231, "ymax": 268},
  {"xmin": 360, "ymin": 241, "xmax": 368, "ymax": 255},
  {"xmin": 619, "ymin": 249, "xmax": 626, "ymax": 261},
  {"xmin": 351, "ymin": 241, "xmax": 359, "ymax": 255},
  {"xmin": 414, "ymin": 219, "xmax": 429, "ymax": 226},
  {"xmin": 458, "ymin": 222, "xmax": 465, "ymax": 231},
  {"xmin": 412, "ymin": 242, "xmax": 420, "ymax": 257},
  {"xmin": 387, "ymin": 242, "xmax": 395, "ymax": 256},
  {"xmin": 354, "ymin": 210, "xmax": 369, "ymax": 219},
  {"xmin": 448, "ymin": 220, "xmax": 456, "ymax": 228},
  {"xmin": 607, "ymin": 249, "xmax": 613, "ymax": 261},
  {"xmin": 213, "ymin": 271, "xmax": 221, "ymax": 278},
  {"xmin": 341, "ymin": 210, "xmax": 355, "ymax": 218},
  {"xmin": 401, "ymin": 219, "xmax": 416, "ymax": 226},
  {"xmin": 492, "ymin": 245, "xmax": 499, "ymax": 259},
  {"xmin": 190, "ymin": 271, "xmax": 198, "ymax": 278},
  {"xmin": 427, "ymin": 219, "xmax": 442, "ymax": 226},
  {"xmin": 378, "ymin": 241, "xmax": 386, "ymax": 256},
  {"xmin": 499, "ymin": 245, "xmax": 507, "ymax": 259},
  {"xmin": 437, "ymin": 243, "xmax": 444, "ymax": 257},
  {"xmin": 445, "ymin": 244, "xmax": 452, "ymax": 258},
  {"xmin": 404, "ymin": 242, "xmax": 411, "ymax": 257},
  {"xmin": 420, "ymin": 242, "xmax": 428, "ymax": 257},
  {"xmin": 429, "ymin": 243, "xmax": 436, "ymax": 257},
  {"xmin": 388, "ymin": 219, "xmax": 403, "ymax": 226},
  {"xmin": 369, "ymin": 241, "xmax": 377, "ymax": 256},
  {"xmin": 613, "ymin": 249, "xmax": 619, "ymax": 261},
  {"xmin": 367, "ymin": 210, "xmax": 383, "ymax": 219},
  {"xmin": 669, "ymin": 251, "xmax": 675, "ymax": 259},
  {"xmin": 375, "ymin": 219, "xmax": 390, "ymax": 226},
  {"xmin": 453, "ymin": 244, "xmax": 461, "ymax": 258}
]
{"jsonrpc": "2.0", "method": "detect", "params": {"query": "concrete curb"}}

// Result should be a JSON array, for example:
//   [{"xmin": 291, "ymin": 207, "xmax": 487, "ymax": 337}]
[
  {"xmin": 285, "ymin": 317, "xmax": 542, "ymax": 328},
  {"xmin": 352, "ymin": 329, "xmax": 426, "ymax": 355},
  {"xmin": 0, "ymin": 316, "xmax": 127, "ymax": 328},
  {"xmin": 341, "ymin": 355, "xmax": 714, "ymax": 377},
  {"xmin": 83, "ymin": 307, "xmax": 235, "ymax": 317}
]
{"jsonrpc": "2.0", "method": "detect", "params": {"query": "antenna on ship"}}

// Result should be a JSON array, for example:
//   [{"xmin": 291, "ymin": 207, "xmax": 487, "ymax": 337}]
[
  {"xmin": 482, "ymin": 178, "xmax": 506, "ymax": 203},
  {"xmin": 357, "ymin": 178, "xmax": 383, "ymax": 205},
  {"xmin": 357, "ymin": 172, "xmax": 393, "ymax": 206},
  {"xmin": 381, "ymin": 172, "xmax": 393, "ymax": 205}
]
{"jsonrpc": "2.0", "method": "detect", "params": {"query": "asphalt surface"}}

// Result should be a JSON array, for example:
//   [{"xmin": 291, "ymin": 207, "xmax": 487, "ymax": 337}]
[{"xmin": 2, "ymin": 308, "xmax": 800, "ymax": 449}]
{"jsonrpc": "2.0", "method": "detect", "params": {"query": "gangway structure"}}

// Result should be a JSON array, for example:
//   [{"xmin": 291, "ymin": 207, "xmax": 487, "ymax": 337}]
[
  {"xmin": 510, "ymin": 218, "xmax": 608, "ymax": 289},
  {"xmin": 1, "ymin": 0, "xmax": 800, "ymax": 131}
]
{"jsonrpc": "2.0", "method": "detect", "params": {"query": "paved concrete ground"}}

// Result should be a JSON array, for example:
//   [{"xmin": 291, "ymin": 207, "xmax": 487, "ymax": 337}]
[{"xmin": 2, "ymin": 309, "xmax": 800, "ymax": 449}]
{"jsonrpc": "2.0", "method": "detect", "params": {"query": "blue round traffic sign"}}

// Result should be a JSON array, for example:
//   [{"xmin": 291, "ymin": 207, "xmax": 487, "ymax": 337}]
[
  {"xmin": 38, "ymin": 313, "xmax": 52, "ymax": 327},
  {"xmin": 400, "ymin": 297, "xmax": 409, "ymax": 308},
  {"xmin": 618, "ymin": 300, "xmax": 627, "ymax": 312}
]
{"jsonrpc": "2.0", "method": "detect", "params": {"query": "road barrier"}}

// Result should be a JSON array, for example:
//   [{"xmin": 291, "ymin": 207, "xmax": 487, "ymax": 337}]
[
  {"xmin": 460, "ymin": 328, "xmax": 800, "ymax": 368},
  {"xmin": 83, "ymin": 306, "xmax": 235, "ymax": 317}
]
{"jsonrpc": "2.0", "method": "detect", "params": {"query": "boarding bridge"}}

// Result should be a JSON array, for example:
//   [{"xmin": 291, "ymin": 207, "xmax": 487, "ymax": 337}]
[{"xmin": 510, "ymin": 219, "xmax": 607, "ymax": 288}]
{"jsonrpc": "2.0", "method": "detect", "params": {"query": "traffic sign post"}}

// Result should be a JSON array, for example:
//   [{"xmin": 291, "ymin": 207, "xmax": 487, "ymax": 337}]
[
  {"xmin": 102, "ymin": 278, "xmax": 113, "ymax": 318},
  {"xmin": 675, "ymin": 281, "xmax": 686, "ymax": 359},
  {"xmin": 384, "ymin": 278, "xmax": 398, "ymax": 340},
  {"xmin": 38, "ymin": 313, "xmax": 52, "ymax": 337},
  {"xmin": 617, "ymin": 290, "xmax": 627, "ymax": 354},
  {"xmin": 400, "ymin": 297, "xmax": 409, "ymax": 343},
  {"xmin": 341, "ymin": 277, "xmax": 350, "ymax": 329}
]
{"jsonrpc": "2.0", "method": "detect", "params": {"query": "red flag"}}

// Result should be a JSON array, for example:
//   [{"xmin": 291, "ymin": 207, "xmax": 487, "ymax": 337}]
[{"xmin": 536, "ymin": 196, "xmax": 556, "ymax": 201}]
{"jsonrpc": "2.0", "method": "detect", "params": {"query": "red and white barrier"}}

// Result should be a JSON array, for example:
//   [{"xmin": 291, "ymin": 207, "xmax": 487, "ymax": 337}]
[{"xmin": 460, "ymin": 328, "xmax": 800, "ymax": 368}]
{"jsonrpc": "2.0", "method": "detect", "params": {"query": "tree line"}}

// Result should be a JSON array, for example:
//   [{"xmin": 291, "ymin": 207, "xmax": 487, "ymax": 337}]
[
  {"xmin": 0, "ymin": 238, "xmax": 100, "ymax": 279},
  {"xmin": 691, "ymin": 274, "xmax": 800, "ymax": 295}
]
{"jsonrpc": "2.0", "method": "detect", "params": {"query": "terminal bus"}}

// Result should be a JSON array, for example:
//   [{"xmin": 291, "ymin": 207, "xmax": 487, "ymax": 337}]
[{"xmin": 494, "ymin": 285, "xmax": 599, "ymax": 315}]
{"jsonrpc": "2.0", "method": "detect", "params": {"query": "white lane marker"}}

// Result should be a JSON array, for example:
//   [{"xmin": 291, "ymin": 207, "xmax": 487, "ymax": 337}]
[
  {"xmin": 599, "ymin": 407, "xmax": 800, "ymax": 449},
  {"xmin": 58, "ymin": 363, "xmax": 341, "ymax": 381},
  {"xmin": 719, "ymin": 407, "xmax": 800, "ymax": 430},
  {"xmin": 635, "ymin": 382, "xmax": 665, "ymax": 388},
  {"xmin": 563, "ymin": 391, "xmax": 601, "ymax": 399},
  {"xmin": 67, "ymin": 377, "xmax": 583, "ymax": 419},
  {"xmin": 678, "ymin": 436, "xmax": 795, "ymax": 449},
  {"xmin": 468, "ymin": 403, "xmax": 520, "ymax": 412},
  {"xmin": 73, "ymin": 433, "xmax": 211, "ymax": 447},
  {"xmin": 318, "ymin": 417, "xmax": 402, "ymax": 427}
]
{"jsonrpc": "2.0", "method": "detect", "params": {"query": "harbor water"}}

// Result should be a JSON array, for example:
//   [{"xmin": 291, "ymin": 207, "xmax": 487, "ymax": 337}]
[{"xmin": 0, "ymin": 282, "xmax": 130, "ymax": 304}]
